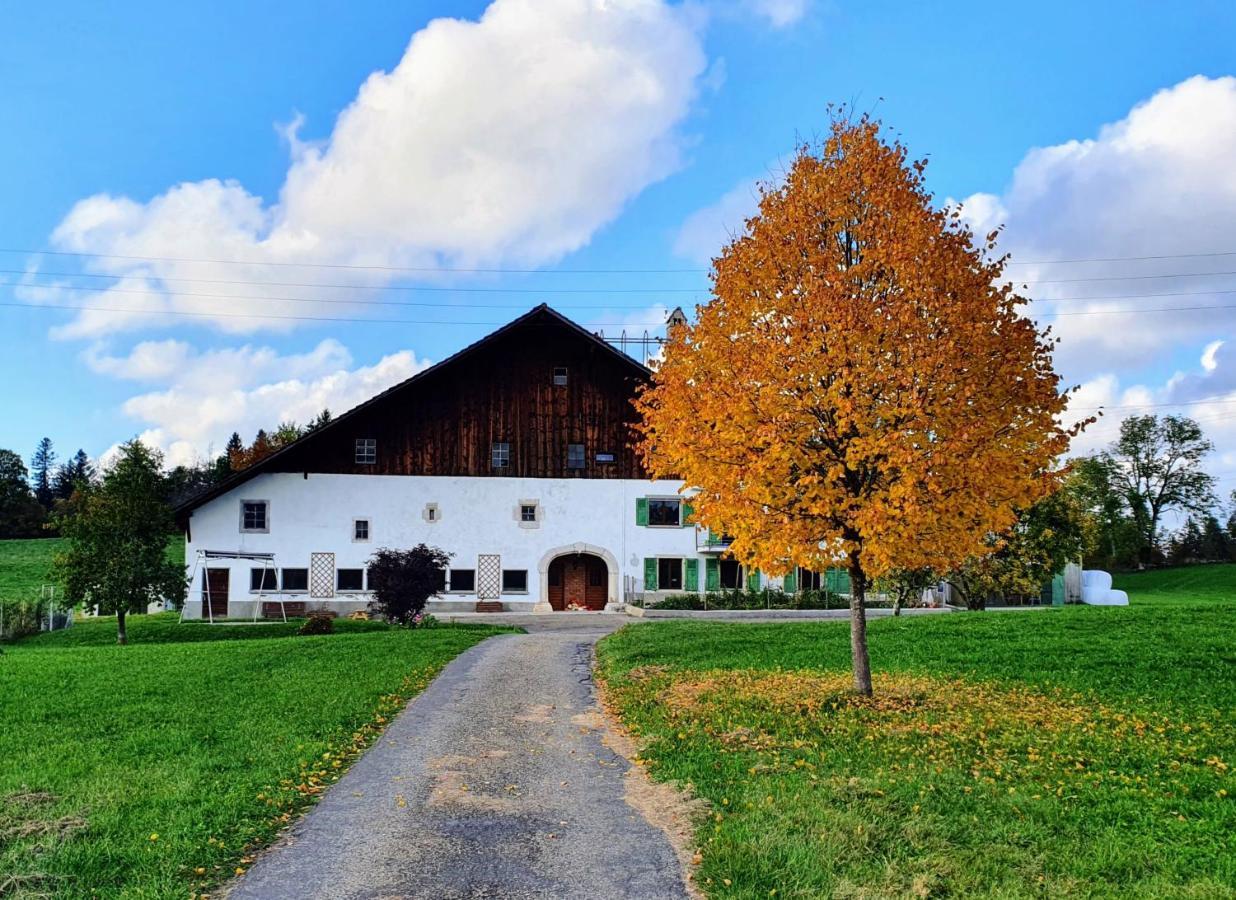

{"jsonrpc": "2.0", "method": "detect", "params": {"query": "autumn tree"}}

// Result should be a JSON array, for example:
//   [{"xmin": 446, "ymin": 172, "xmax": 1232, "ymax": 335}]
[
  {"xmin": 1101, "ymin": 415, "xmax": 1216, "ymax": 563},
  {"xmin": 636, "ymin": 116, "xmax": 1076, "ymax": 694}
]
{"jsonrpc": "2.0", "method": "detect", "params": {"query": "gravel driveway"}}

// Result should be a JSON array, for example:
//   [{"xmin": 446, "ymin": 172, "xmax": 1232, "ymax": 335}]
[{"xmin": 229, "ymin": 622, "xmax": 691, "ymax": 899}]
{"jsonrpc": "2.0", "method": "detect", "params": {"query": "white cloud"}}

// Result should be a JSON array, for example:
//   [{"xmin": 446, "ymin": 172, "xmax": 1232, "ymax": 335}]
[
  {"xmin": 92, "ymin": 340, "xmax": 430, "ymax": 467},
  {"xmin": 741, "ymin": 0, "xmax": 810, "ymax": 28},
  {"xmin": 955, "ymin": 75, "xmax": 1236, "ymax": 373},
  {"xmin": 29, "ymin": 0, "xmax": 707, "ymax": 339},
  {"xmin": 673, "ymin": 176, "xmax": 763, "ymax": 263}
]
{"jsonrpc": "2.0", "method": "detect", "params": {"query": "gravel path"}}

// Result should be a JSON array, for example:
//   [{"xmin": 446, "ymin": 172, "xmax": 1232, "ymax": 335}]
[{"xmin": 229, "ymin": 624, "xmax": 690, "ymax": 899}]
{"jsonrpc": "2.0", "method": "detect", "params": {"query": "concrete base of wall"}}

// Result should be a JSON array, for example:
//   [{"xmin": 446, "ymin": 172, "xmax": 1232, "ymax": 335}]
[{"xmin": 625, "ymin": 606, "xmax": 955, "ymax": 620}]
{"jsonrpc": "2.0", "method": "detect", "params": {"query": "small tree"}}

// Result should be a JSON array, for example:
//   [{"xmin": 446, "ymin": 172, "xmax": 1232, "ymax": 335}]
[
  {"xmin": 366, "ymin": 545, "xmax": 451, "ymax": 624},
  {"xmin": 881, "ymin": 568, "xmax": 936, "ymax": 616},
  {"xmin": 0, "ymin": 449, "xmax": 46, "ymax": 538},
  {"xmin": 636, "ymin": 115, "xmax": 1075, "ymax": 695},
  {"xmin": 53, "ymin": 440, "xmax": 185, "ymax": 644}
]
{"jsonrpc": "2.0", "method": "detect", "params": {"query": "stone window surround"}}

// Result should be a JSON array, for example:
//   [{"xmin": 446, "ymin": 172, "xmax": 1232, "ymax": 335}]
[
  {"xmin": 352, "ymin": 517, "xmax": 370, "ymax": 542},
  {"xmin": 423, "ymin": 503, "xmax": 440, "ymax": 523},
  {"xmin": 516, "ymin": 499, "xmax": 541, "ymax": 529},
  {"xmin": 239, "ymin": 499, "xmax": 270, "ymax": 533}
]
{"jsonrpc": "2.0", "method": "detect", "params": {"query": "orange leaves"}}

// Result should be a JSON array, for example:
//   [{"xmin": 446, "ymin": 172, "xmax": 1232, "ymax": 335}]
[{"xmin": 636, "ymin": 115, "xmax": 1073, "ymax": 582}]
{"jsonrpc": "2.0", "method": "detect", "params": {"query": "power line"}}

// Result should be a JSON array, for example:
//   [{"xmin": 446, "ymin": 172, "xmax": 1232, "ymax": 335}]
[
  {"xmin": 1072, "ymin": 396, "xmax": 1236, "ymax": 411},
  {"xmin": 0, "ymin": 300, "xmax": 665, "ymax": 329},
  {"xmin": 1005, "ymin": 250, "xmax": 1236, "ymax": 266},
  {"xmin": 13, "ymin": 268, "xmax": 1236, "ymax": 305},
  {"xmin": 1011, "ymin": 270, "xmax": 1236, "ymax": 285}
]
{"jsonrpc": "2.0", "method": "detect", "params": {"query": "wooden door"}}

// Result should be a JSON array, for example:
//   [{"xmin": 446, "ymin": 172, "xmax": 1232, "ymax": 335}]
[
  {"xmin": 547, "ymin": 559, "xmax": 565, "ymax": 610},
  {"xmin": 203, "ymin": 569, "xmax": 229, "ymax": 619},
  {"xmin": 584, "ymin": 557, "xmax": 607, "ymax": 610}
]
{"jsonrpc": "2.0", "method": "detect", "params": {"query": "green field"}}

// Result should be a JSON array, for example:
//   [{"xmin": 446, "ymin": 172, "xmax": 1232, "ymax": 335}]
[
  {"xmin": 0, "ymin": 614, "xmax": 507, "ymax": 898},
  {"xmin": 598, "ymin": 568, "xmax": 1236, "ymax": 898},
  {"xmin": 0, "ymin": 537, "xmax": 185, "ymax": 604}
]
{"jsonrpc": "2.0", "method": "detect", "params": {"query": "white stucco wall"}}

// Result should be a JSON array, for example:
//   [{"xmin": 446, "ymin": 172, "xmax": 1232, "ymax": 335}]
[{"xmin": 182, "ymin": 473, "xmax": 715, "ymax": 617}]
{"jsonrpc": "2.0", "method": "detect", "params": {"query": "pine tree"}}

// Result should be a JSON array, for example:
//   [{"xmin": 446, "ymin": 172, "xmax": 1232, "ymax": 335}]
[
  {"xmin": 31, "ymin": 437, "xmax": 56, "ymax": 510},
  {"xmin": 53, "ymin": 449, "xmax": 94, "ymax": 500}
]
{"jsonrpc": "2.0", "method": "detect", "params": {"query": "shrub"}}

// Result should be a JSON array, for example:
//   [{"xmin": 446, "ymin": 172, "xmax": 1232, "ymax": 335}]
[
  {"xmin": 366, "ymin": 544, "xmax": 451, "ymax": 625},
  {"xmin": 649, "ymin": 588, "xmax": 890, "ymax": 611},
  {"xmin": 298, "ymin": 612, "xmax": 334, "ymax": 635}
]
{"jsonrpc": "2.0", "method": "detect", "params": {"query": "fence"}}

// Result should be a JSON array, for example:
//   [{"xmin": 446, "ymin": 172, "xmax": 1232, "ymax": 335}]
[{"xmin": 0, "ymin": 585, "xmax": 73, "ymax": 641}]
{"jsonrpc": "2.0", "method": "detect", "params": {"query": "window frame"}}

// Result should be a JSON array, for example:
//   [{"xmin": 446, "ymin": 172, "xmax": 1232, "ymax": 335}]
[
  {"xmin": 281, "ymin": 568, "xmax": 309, "ymax": 593},
  {"xmin": 353, "ymin": 518, "xmax": 370, "ymax": 542},
  {"xmin": 646, "ymin": 497, "xmax": 682, "ymax": 528},
  {"xmin": 552, "ymin": 366, "xmax": 569, "ymax": 386},
  {"xmin": 595, "ymin": 452, "xmax": 615, "ymax": 464},
  {"xmin": 566, "ymin": 443, "xmax": 586, "ymax": 470},
  {"xmin": 491, "ymin": 441, "xmax": 511, "ymax": 470},
  {"xmin": 657, "ymin": 557, "xmax": 684, "ymax": 591},
  {"xmin": 501, "ymin": 569, "xmax": 528, "ymax": 593},
  {"xmin": 797, "ymin": 567, "xmax": 823, "ymax": 592},
  {"xmin": 336, "ymin": 568, "xmax": 366, "ymax": 592},
  {"xmin": 354, "ymin": 437, "xmax": 377, "ymax": 465},
  {"xmin": 520, "ymin": 504, "xmax": 537, "ymax": 523},
  {"xmin": 719, "ymin": 559, "xmax": 743, "ymax": 591},
  {"xmin": 239, "ymin": 499, "xmax": 270, "ymax": 534},
  {"xmin": 448, "ymin": 568, "xmax": 476, "ymax": 593},
  {"xmin": 249, "ymin": 567, "xmax": 278, "ymax": 592}
]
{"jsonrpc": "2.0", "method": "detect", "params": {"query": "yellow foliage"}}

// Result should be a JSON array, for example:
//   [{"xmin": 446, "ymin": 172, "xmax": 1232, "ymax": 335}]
[{"xmin": 636, "ymin": 116, "xmax": 1080, "ymax": 586}]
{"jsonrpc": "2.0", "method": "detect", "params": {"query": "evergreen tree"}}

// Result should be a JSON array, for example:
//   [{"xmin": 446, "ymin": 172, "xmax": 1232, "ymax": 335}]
[
  {"xmin": 0, "ymin": 448, "xmax": 46, "ymax": 537},
  {"xmin": 1199, "ymin": 514, "xmax": 1230, "ymax": 562},
  {"xmin": 53, "ymin": 449, "xmax": 94, "ymax": 500},
  {"xmin": 307, "ymin": 409, "xmax": 333, "ymax": 431},
  {"xmin": 31, "ymin": 437, "xmax": 56, "ymax": 510}
]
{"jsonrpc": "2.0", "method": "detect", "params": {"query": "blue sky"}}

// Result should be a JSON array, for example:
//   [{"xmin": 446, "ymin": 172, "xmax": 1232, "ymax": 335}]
[{"xmin": 3, "ymin": 0, "xmax": 1236, "ymax": 486}]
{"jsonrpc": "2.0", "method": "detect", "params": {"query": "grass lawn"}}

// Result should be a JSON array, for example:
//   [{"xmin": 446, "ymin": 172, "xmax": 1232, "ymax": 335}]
[
  {"xmin": 598, "ymin": 574, "xmax": 1236, "ymax": 897},
  {"xmin": 0, "ymin": 537, "xmax": 186, "ymax": 603},
  {"xmin": 0, "ymin": 613, "xmax": 509, "ymax": 898}
]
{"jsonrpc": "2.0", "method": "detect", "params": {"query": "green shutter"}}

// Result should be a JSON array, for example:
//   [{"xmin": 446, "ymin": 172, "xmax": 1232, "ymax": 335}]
[
  {"xmin": 783, "ymin": 568, "xmax": 797, "ymax": 593},
  {"xmin": 705, "ymin": 558, "xmax": 720, "ymax": 591},
  {"xmin": 681, "ymin": 501, "xmax": 694, "ymax": 527},
  {"xmin": 747, "ymin": 568, "xmax": 761, "ymax": 591},
  {"xmin": 635, "ymin": 497, "xmax": 649, "ymax": 526},
  {"xmin": 826, "ymin": 568, "xmax": 852, "ymax": 594},
  {"xmin": 644, "ymin": 558, "xmax": 658, "ymax": 591},
  {"xmin": 684, "ymin": 559, "xmax": 699, "ymax": 591}
]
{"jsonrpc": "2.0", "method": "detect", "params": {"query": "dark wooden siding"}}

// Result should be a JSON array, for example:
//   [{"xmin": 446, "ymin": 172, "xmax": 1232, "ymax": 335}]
[{"xmin": 270, "ymin": 318, "xmax": 648, "ymax": 479}]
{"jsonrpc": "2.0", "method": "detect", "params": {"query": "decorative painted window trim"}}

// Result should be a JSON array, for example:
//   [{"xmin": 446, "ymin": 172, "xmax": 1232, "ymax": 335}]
[
  {"xmin": 352, "ymin": 518, "xmax": 371, "ymax": 542},
  {"xmin": 239, "ymin": 499, "xmax": 270, "ymax": 533},
  {"xmin": 516, "ymin": 499, "xmax": 541, "ymax": 529},
  {"xmin": 423, "ymin": 502, "xmax": 440, "ymax": 523}
]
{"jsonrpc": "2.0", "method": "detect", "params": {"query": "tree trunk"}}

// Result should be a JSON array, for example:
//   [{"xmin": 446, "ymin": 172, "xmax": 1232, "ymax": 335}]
[
  {"xmin": 116, "ymin": 609, "xmax": 127, "ymax": 646},
  {"xmin": 847, "ymin": 557, "xmax": 873, "ymax": 696},
  {"xmin": 892, "ymin": 589, "xmax": 903, "ymax": 617}
]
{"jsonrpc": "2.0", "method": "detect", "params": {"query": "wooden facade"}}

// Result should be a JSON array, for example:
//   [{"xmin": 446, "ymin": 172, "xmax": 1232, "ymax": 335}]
[{"xmin": 199, "ymin": 307, "xmax": 651, "ymax": 507}]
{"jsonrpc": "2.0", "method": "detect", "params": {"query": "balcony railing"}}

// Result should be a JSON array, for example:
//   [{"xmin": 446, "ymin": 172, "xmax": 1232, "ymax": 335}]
[{"xmin": 696, "ymin": 529, "xmax": 734, "ymax": 552}]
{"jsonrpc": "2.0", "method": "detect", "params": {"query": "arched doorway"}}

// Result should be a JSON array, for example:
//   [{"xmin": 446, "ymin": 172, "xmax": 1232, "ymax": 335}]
[{"xmin": 547, "ymin": 553, "xmax": 608, "ymax": 610}]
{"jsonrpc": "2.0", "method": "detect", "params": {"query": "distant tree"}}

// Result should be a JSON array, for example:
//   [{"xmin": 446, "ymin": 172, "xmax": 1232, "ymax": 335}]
[
  {"xmin": 947, "ymin": 486, "xmax": 1095, "ymax": 610},
  {"xmin": 53, "ymin": 440, "xmax": 185, "ymax": 644},
  {"xmin": 0, "ymin": 449, "xmax": 46, "ymax": 538},
  {"xmin": 1102, "ymin": 415, "xmax": 1216, "ymax": 564},
  {"xmin": 162, "ymin": 462, "xmax": 221, "ymax": 507},
  {"xmin": 881, "ymin": 567, "xmax": 936, "ymax": 616},
  {"xmin": 1168, "ymin": 516, "xmax": 1204, "ymax": 565},
  {"xmin": 634, "ymin": 116, "xmax": 1074, "ymax": 695},
  {"xmin": 1199, "ymin": 514, "xmax": 1230, "ymax": 562},
  {"xmin": 272, "ymin": 421, "xmax": 303, "ymax": 447},
  {"xmin": 53, "ymin": 449, "xmax": 95, "ymax": 500},
  {"xmin": 1227, "ymin": 490, "xmax": 1236, "ymax": 546},
  {"xmin": 30, "ymin": 437, "xmax": 56, "ymax": 509},
  {"xmin": 366, "ymin": 545, "xmax": 451, "ymax": 625},
  {"xmin": 306, "ymin": 409, "xmax": 333, "ymax": 431}
]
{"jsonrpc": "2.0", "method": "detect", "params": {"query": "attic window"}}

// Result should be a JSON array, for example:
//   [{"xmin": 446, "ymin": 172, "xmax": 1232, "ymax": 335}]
[
  {"xmin": 553, "ymin": 366, "xmax": 568, "ymax": 386},
  {"xmin": 355, "ymin": 438, "xmax": 376, "ymax": 465}
]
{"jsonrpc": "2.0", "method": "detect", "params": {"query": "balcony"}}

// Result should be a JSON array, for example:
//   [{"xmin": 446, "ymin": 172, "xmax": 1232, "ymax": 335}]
[{"xmin": 696, "ymin": 529, "xmax": 734, "ymax": 552}]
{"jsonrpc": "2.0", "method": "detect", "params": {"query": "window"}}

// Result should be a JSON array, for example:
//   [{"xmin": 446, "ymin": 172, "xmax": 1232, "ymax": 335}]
[
  {"xmin": 502, "ymin": 569, "xmax": 528, "ymax": 593},
  {"xmin": 424, "ymin": 503, "xmax": 439, "ymax": 523},
  {"xmin": 647, "ymin": 498, "xmax": 681, "ymax": 527},
  {"xmin": 567, "ymin": 443, "xmax": 585, "ymax": 470},
  {"xmin": 282, "ymin": 568, "xmax": 309, "ymax": 592},
  {"xmin": 553, "ymin": 366, "xmax": 568, "ymax": 386},
  {"xmin": 250, "ymin": 568, "xmax": 277, "ymax": 591},
  {"xmin": 595, "ymin": 452, "xmax": 615, "ymax": 464},
  {"xmin": 520, "ymin": 504, "xmax": 537, "ymax": 523},
  {"xmin": 355, "ymin": 438, "xmax": 376, "ymax": 465},
  {"xmin": 719, "ymin": 559, "xmax": 743, "ymax": 590},
  {"xmin": 797, "ymin": 568, "xmax": 823, "ymax": 591},
  {"xmin": 337, "ymin": 569, "xmax": 365, "ymax": 591},
  {"xmin": 657, "ymin": 558, "xmax": 683, "ymax": 591},
  {"xmin": 491, "ymin": 442, "xmax": 510, "ymax": 469},
  {"xmin": 353, "ymin": 519, "xmax": 370, "ymax": 541},
  {"xmin": 449, "ymin": 568, "xmax": 475, "ymax": 592},
  {"xmin": 240, "ymin": 500, "xmax": 268, "ymax": 532},
  {"xmin": 432, "ymin": 568, "xmax": 446, "ymax": 593}
]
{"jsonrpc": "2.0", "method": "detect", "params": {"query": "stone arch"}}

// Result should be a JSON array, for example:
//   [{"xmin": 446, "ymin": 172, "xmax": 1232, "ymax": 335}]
[{"xmin": 534, "ymin": 542, "xmax": 620, "ymax": 612}]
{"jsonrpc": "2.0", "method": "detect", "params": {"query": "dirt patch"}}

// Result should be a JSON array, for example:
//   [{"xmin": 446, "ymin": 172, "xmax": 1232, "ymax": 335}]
[
  {"xmin": 514, "ymin": 703, "xmax": 555, "ymax": 723},
  {"xmin": 593, "ymin": 659, "xmax": 708, "ymax": 899},
  {"xmin": 426, "ymin": 750, "xmax": 520, "ymax": 813}
]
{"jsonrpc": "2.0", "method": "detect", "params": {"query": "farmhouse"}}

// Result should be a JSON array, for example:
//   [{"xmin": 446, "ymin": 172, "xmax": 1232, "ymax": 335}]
[{"xmin": 176, "ymin": 305, "xmax": 792, "ymax": 618}]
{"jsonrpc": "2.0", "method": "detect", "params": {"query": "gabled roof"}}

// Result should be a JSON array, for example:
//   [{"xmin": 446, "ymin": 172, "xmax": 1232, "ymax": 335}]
[{"xmin": 174, "ymin": 304, "xmax": 650, "ymax": 521}]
